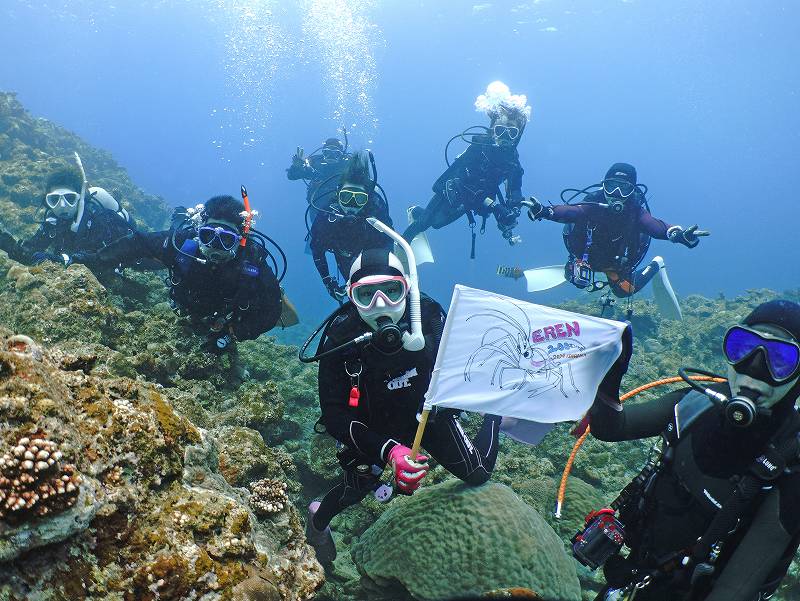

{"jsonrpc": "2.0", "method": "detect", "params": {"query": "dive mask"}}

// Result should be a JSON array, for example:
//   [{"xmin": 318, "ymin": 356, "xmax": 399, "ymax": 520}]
[
  {"xmin": 492, "ymin": 124, "xmax": 520, "ymax": 141},
  {"xmin": 338, "ymin": 188, "xmax": 369, "ymax": 210},
  {"xmin": 322, "ymin": 148, "xmax": 343, "ymax": 162},
  {"xmin": 349, "ymin": 275, "xmax": 408, "ymax": 311},
  {"xmin": 602, "ymin": 178, "xmax": 636, "ymax": 199},
  {"xmin": 198, "ymin": 225, "xmax": 241, "ymax": 251},
  {"xmin": 724, "ymin": 325, "xmax": 800, "ymax": 385},
  {"xmin": 45, "ymin": 190, "xmax": 80, "ymax": 209}
]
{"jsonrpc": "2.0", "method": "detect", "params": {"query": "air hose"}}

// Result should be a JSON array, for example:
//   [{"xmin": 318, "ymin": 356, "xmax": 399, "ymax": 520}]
[{"xmin": 554, "ymin": 375, "xmax": 726, "ymax": 518}]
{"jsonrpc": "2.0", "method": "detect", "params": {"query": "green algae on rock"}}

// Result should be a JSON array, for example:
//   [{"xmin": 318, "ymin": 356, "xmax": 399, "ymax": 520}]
[{"xmin": 351, "ymin": 480, "xmax": 581, "ymax": 601}]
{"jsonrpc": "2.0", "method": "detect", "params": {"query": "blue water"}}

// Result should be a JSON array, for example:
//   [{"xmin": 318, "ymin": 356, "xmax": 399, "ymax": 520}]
[{"xmin": 3, "ymin": 1, "xmax": 799, "ymax": 326}]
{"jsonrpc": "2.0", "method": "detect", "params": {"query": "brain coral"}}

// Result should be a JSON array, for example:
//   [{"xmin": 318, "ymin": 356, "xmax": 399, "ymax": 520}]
[{"xmin": 351, "ymin": 480, "xmax": 581, "ymax": 601}]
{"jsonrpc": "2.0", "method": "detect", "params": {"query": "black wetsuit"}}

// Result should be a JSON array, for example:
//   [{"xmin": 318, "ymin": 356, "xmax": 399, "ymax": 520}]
[
  {"xmin": 287, "ymin": 154, "xmax": 351, "ymax": 216},
  {"xmin": 309, "ymin": 197, "xmax": 393, "ymax": 285},
  {"xmin": 313, "ymin": 295, "xmax": 501, "ymax": 529},
  {"xmin": 89, "ymin": 227, "xmax": 283, "ymax": 341},
  {"xmin": 402, "ymin": 135, "xmax": 524, "ymax": 242},
  {"xmin": 0, "ymin": 202, "xmax": 133, "ymax": 268},
  {"xmin": 589, "ymin": 384, "xmax": 800, "ymax": 601},
  {"xmin": 539, "ymin": 190, "xmax": 672, "ymax": 297}
]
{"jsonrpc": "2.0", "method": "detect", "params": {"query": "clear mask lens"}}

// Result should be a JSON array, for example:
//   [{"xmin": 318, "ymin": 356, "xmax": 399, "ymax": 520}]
[
  {"xmin": 351, "ymin": 277, "xmax": 408, "ymax": 309},
  {"xmin": 602, "ymin": 179, "xmax": 636, "ymax": 199},
  {"xmin": 493, "ymin": 125, "xmax": 520, "ymax": 140},
  {"xmin": 338, "ymin": 189, "xmax": 369, "ymax": 208},
  {"xmin": 322, "ymin": 148, "xmax": 343, "ymax": 161},
  {"xmin": 45, "ymin": 191, "xmax": 80, "ymax": 209}
]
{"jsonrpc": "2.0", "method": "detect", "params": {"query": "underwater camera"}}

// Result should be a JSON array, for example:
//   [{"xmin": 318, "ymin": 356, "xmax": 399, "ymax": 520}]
[
  {"xmin": 567, "ymin": 258, "xmax": 593, "ymax": 289},
  {"xmin": 572, "ymin": 508, "xmax": 625, "ymax": 570}
]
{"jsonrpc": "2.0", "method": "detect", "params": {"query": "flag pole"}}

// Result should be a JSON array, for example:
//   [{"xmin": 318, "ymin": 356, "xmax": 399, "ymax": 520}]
[
  {"xmin": 408, "ymin": 285, "xmax": 462, "ymax": 462},
  {"xmin": 409, "ymin": 410, "xmax": 430, "ymax": 462}
]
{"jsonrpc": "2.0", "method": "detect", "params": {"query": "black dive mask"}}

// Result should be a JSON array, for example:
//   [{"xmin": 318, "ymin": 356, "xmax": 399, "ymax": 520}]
[{"xmin": 371, "ymin": 316, "xmax": 405, "ymax": 355}]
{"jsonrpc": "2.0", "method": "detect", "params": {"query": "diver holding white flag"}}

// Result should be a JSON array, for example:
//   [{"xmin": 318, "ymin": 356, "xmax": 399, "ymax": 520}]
[
  {"xmin": 419, "ymin": 285, "xmax": 629, "ymax": 448},
  {"xmin": 298, "ymin": 221, "xmax": 501, "ymax": 566},
  {"xmin": 498, "ymin": 163, "xmax": 708, "ymax": 320}
]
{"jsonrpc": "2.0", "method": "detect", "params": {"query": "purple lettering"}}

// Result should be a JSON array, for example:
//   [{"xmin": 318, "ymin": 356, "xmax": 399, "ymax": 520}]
[
  {"xmin": 566, "ymin": 321, "xmax": 581, "ymax": 337},
  {"xmin": 532, "ymin": 329, "xmax": 545, "ymax": 343},
  {"xmin": 544, "ymin": 326, "xmax": 557, "ymax": 341},
  {"xmin": 555, "ymin": 323, "xmax": 566, "ymax": 338}
]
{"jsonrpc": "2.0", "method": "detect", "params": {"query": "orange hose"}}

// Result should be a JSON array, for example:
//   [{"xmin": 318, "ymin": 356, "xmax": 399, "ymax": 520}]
[{"xmin": 554, "ymin": 375, "xmax": 726, "ymax": 517}]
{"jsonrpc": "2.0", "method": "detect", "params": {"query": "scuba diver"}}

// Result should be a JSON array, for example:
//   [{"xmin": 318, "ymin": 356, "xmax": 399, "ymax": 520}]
[
  {"xmin": 77, "ymin": 192, "xmax": 290, "ymax": 353},
  {"xmin": 308, "ymin": 150, "xmax": 393, "ymax": 301},
  {"xmin": 578, "ymin": 300, "xmax": 800, "ymax": 601},
  {"xmin": 0, "ymin": 154, "xmax": 133, "ymax": 269},
  {"xmin": 402, "ymin": 81, "xmax": 530, "ymax": 257},
  {"xmin": 287, "ymin": 135, "xmax": 351, "ymax": 219},
  {"xmin": 300, "ymin": 242, "xmax": 502, "ymax": 565},
  {"xmin": 523, "ymin": 162, "xmax": 708, "ymax": 318}
]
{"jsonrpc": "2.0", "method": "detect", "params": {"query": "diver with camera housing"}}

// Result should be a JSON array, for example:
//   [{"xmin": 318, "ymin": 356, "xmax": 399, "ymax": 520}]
[
  {"xmin": 576, "ymin": 300, "xmax": 800, "ymax": 601},
  {"xmin": 525, "ymin": 163, "xmax": 708, "ymax": 318}
]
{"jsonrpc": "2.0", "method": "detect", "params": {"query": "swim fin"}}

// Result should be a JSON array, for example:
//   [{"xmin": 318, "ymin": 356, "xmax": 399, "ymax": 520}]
[
  {"xmin": 406, "ymin": 206, "xmax": 434, "ymax": 265},
  {"xmin": 278, "ymin": 290, "xmax": 300, "ymax": 328},
  {"xmin": 497, "ymin": 264, "xmax": 567, "ymax": 292},
  {"xmin": 650, "ymin": 256, "xmax": 682, "ymax": 320}
]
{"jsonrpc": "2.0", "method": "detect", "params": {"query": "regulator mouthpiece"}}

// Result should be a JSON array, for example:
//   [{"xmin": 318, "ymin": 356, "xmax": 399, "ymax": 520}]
[
  {"xmin": 724, "ymin": 395, "xmax": 759, "ymax": 428},
  {"xmin": 372, "ymin": 316, "xmax": 404, "ymax": 355}
]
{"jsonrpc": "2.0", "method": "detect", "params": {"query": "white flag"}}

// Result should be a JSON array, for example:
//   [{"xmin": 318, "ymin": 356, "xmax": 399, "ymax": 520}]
[{"xmin": 424, "ymin": 285, "xmax": 627, "ymax": 431}]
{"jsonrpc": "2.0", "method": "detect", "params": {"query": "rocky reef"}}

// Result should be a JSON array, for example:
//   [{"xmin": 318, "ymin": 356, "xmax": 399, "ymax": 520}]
[{"xmin": 2, "ymin": 92, "xmax": 800, "ymax": 601}]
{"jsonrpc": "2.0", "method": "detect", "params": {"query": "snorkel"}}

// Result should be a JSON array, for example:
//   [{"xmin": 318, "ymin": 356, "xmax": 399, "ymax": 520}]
[
  {"xmin": 366, "ymin": 218, "xmax": 425, "ymax": 352},
  {"xmin": 70, "ymin": 152, "xmax": 89, "ymax": 233}
]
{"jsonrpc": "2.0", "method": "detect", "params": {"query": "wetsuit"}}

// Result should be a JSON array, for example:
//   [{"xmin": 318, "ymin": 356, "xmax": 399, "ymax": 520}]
[
  {"xmin": 589, "ymin": 382, "xmax": 800, "ymax": 601},
  {"xmin": 0, "ymin": 202, "xmax": 133, "ymax": 268},
  {"xmin": 312, "ymin": 295, "xmax": 501, "ymax": 529},
  {"xmin": 309, "ymin": 197, "xmax": 393, "ymax": 285},
  {"xmin": 402, "ymin": 135, "xmax": 524, "ymax": 242},
  {"xmin": 287, "ymin": 154, "xmax": 351, "ymax": 218},
  {"xmin": 89, "ymin": 227, "xmax": 283, "ymax": 341},
  {"xmin": 538, "ymin": 190, "xmax": 672, "ymax": 296}
]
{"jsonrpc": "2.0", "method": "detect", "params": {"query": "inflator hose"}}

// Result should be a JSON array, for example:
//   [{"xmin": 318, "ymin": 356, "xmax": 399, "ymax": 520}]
[{"xmin": 554, "ymin": 375, "xmax": 726, "ymax": 518}]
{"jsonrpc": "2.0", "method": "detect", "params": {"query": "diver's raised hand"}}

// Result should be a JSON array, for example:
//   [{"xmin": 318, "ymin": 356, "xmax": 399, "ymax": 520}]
[
  {"xmin": 667, "ymin": 224, "xmax": 709, "ymax": 248},
  {"xmin": 291, "ymin": 146, "xmax": 306, "ymax": 167}
]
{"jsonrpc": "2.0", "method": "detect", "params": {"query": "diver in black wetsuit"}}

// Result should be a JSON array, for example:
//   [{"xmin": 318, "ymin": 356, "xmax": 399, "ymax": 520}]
[
  {"xmin": 308, "ymin": 151, "xmax": 393, "ymax": 301},
  {"xmin": 0, "ymin": 160, "xmax": 133, "ymax": 270},
  {"xmin": 286, "ymin": 136, "xmax": 351, "ymax": 220},
  {"xmin": 402, "ymin": 81, "xmax": 530, "ymax": 250},
  {"xmin": 585, "ymin": 300, "xmax": 800, "ymax": 601},
  {"xmin": 526, "ymin": 163, "xmax": 708, "ymax": 300},
  {"xmin": 79, "ymin": 195, "xmax": 285, "ymax": 353},
  {"xmin": 303, "ymin": 248, "xmax": 501, "ymax": 564}
]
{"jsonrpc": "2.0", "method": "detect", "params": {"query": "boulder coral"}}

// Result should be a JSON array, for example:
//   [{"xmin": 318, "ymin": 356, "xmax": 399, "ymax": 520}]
[{"xmin": 351, "ymin": 480, "xmax": 582, "ymax": 601}]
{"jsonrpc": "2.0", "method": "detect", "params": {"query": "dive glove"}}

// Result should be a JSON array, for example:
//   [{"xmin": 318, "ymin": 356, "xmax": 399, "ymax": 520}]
[
  {"xmin": 522, "ymin": 197, "xmax": 547, "ymax": 221},
  {"xmin": 667, "ymin": 224, "xmax": 709, "ymax": 248},
  {"xmin": 387, "ymin": 444, "xmax": 429, "ymax": 494}
]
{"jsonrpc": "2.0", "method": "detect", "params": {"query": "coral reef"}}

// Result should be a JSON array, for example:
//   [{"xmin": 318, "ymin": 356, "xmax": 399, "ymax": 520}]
[
  {"xmin": 0, "ymin": 433, "xmax": 81, "ymax": 523},
  {"xmin": 351, "ymin": 480, "xmax": 582, "ymax": 601},
  {"xmin": 250, "ymin": 478, "xmax": 289, "ymax": 516}
]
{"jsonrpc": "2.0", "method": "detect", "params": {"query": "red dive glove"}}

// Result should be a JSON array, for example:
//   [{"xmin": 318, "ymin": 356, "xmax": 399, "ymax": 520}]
[{"xmin": 387, "ymin": 445, "xmax": 429, "ymax": 494}]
